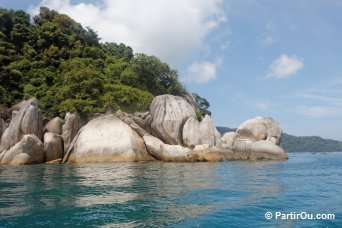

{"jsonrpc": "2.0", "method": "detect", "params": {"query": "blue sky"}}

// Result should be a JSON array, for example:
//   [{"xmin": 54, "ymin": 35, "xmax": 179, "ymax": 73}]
[{"xmin": 2, "ymin": 0, "xmax": 342, "ymax": 140}]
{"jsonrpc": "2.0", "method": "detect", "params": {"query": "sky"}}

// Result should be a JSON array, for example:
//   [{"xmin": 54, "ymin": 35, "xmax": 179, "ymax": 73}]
[{"xmin": 1, "ymin": 0, "xmax": 342, "ymax": 140}]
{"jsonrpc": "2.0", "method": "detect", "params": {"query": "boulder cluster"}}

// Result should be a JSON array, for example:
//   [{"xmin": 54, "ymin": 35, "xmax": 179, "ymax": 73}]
[{"xmin": 0, "ymin": 95, "xmax": 287, "ymax": 165}]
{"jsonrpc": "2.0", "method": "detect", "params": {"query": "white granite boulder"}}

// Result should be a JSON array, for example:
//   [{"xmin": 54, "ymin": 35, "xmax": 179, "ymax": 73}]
[
  {"xmin": 0, "ymin": 98, "xmax": 42, "ymax": 151},
  {"xmin": 150, "ymin": 95, "xmax": 196, "ymax": 145},
  {"xmin": 63, "ymin": 114, "xmax": 153, "ymax": 163},
  {"xmin": 0, "ymin": 134, "xmax": 44, "ymax": 165},
  {"xmin": 182, "ymin": 115, "xmax": 222, "ymax": 148}
]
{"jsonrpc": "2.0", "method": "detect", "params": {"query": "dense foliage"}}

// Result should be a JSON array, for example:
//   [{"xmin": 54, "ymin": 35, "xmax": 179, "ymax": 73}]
[
  {"xmin": 217, "ymin": 127, "xmax": 342, "ymax": 152},
  {"xmin": 0, "ymin": 7, "xmax": 194, "ymax": 118}
]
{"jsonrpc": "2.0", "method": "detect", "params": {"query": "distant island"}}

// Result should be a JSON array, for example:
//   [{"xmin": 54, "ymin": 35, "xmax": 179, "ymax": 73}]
[{"xmin": 217, "ymin": 127, "xmax": 342, "ymax": 152}]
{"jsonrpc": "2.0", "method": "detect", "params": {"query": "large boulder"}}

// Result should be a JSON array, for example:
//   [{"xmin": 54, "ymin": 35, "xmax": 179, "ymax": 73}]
[
  {"xmin": 233, "ymin": 117, "xmax": 283, "ymax": 145},
  {"xmin": 249, "ymin": 140, "xmax": 288, "ymax": 160},
  {"xmin": 62, "ymin": 112, "xmax": 82, "ymax": 153},
  {"xmin": 44, "ymin": 117, "xmax": 62, "ymax": 135},
  {"xmin": 44, "ymin": 133, "xmax": 63, "ymax": 162},
  {"xmin": 63, "ymin": 114, "xmax": 153, "ymax": 163},
  {"xmin": 182, "ymin": 115, "xmax": 222, "ymax": 148},
  {"xmin": 150, "ymin": 95, "xmax": 196, "ymax": 145},
  {"xmin": 232, "ymin": 117, "xmax": 287, "ymax": 160},
  {"xmin": 0, "ymin": 134, "xmax": 44, "ymax": 165},
  {"xmin": 221, "ymin": 132, "xmax": 235, "ymax": 148},
  {"xmin": 0, "ymin": 98, "xmax": 42, "ymax": 151},
  {"xmin": 143, "ymin": 135, "xmax": 193, "ymax": 162}
]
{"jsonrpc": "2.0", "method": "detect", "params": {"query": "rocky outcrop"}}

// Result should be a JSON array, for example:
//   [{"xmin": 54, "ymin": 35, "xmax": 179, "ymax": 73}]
[
  {"xmin": 116, "ymin": 110, "xmax": 150, "ymax": 137},
  {"xmin": 62, "ymin": 112, "xmax": 82, "ymax": 153},
  {"xmin": 0, "ymin": 98, "xmax": 42, "ymax": 151},
  {"xmin": 150, "ymin": 95, "xmax": 196, "ymax": 145},
  {"xmin": 233, "ymin": 117, "xmax": 283, "ymax": 144},
  {"xmin": 44, "ymin": 133, "xmax": 63, "ymax": 162},
  {"xmin": 0, "ymin": 134, "xmax": 44, "ymax": 165},
  {"xmin": 132, "ymin": 111, "xmax": 152, "ymax": 134},
  {"xmin": 232, "ymin": 117, "xmax": 287, "ymax": 160},
  {"xmin": 63, "ymin": 114, "xmax": 153, "ymax": 163},
  {"xmin": 182, "ymin": 115, "xmax": 222, "ymax": 148},
  {"xmin": 221, "ymin": 132, "xmax": 235, "ymax": 148},
  {"xmin": 192, "ymin": 145, "xmax": 243, "ymax": 162},
  {"xmin": 43, "ymin": 117, "xmax": 62, "ymax": 135},
  {"xmin": 143, "ymin": 135, "xmax": 193, "ymax": 162}
]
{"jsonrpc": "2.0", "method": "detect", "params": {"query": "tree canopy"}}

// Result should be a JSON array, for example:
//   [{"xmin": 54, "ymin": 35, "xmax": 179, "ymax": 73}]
[{"xmin": 0, "ymin": 7, "xmax": 210, "ymax": 118}]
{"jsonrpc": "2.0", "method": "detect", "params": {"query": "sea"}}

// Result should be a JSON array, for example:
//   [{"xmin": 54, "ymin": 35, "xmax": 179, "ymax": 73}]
[{"xmin": 0, "ymin": 152, "xmax": 341, "ymax": 227}]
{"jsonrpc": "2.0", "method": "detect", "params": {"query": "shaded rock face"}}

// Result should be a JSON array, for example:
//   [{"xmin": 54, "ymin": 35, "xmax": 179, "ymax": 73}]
[
  {"xmin": 150, "ymin": 95, "xmax": 196, "ymax": 145},
  {"xmin": 44, "ymin": 117, "xmax": 62, "ymax": 135},
  {"xmin": 0, "ymin": 118, "xmax": 5, "ymax": 140},
  {"xmin": 62, "ymin": 112, "xmax": 82, "ymax": 153},
  {"xmin": 116, "ymin": 110, "xmax": 150, "ymax": 137},
  {"xmin": 0, "ymin": 134, "xmax": 44, "ymax": 165},
  {"xmin": 232, "ymin": 117, "xmax": 287, "ymax": 160},
  {"xmin": 182, "ymin": 115, "xmax": 222, "ymax": 148},
  {"xmin": 0, "ymin": 98, "xmax": 42, "ymax": 151},
  {"xmin": 44, "ymin": 133, "xmax": 63, "ymax": 162},
  {"xmin": 63, "ymin": 114, "xmax": 153, "ymax": 163}
]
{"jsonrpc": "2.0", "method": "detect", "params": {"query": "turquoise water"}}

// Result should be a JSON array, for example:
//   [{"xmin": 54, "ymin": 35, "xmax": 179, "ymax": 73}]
[{"xmin": 0, "ymin": 152, "xmax": 341, "ymax": 227}]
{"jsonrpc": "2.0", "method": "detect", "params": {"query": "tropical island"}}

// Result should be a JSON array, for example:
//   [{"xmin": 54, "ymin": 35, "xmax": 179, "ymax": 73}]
[{"xmin": 0, "ymin": 7, "xmax": 292, "ymax": 164}]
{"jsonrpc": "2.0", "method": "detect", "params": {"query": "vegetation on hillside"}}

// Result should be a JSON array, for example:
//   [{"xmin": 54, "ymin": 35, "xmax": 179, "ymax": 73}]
[{"xmin": 0, "ymin": 7, "xmax": 209, "ymax": 118}]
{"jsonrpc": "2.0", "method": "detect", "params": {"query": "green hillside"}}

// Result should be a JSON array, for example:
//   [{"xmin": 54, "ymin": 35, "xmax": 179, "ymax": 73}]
[{"xmin": 0, "ymin": 7, "xmax": 211, "ymax": 119}]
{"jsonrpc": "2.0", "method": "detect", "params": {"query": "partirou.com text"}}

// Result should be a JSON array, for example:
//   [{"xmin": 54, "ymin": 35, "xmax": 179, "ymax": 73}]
[{"xmin": 265, "ymin": 211, "xmax": 336, "ymax": 220}]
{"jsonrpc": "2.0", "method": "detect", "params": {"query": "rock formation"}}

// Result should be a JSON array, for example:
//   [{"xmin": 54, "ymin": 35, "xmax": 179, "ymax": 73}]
[
  {"xmin": 221, "ymin": 132, "xmax": 235, "ymax": 148},
  {"xmin": 0, "ymin": 95, "xmax": 288, "ymax": 165},
  {"xmin": 232, "ymin": 117, "xmax": 287, "ymax": 160},
  {"xmin": 62, "ymin": 112, "xmax": 82, "ymax": 154},
  {"xmin": 182, "ymin": 115, "xmax": 222, "ymax": 148},
  {"xmin": 150, "ymin": 94, "xmax": 196, "ymax": 145},
  {"xmin": 43, "ymin": 117, "xmax": 62, "ymax": 135},
  {"xmin": 0, "ymin": 98, "xmax": 42, "ymax": 151},
  {"xmin": 63, "ymin": 114, "xmax": 154, "ymax": 163},
  {"xmin": 0, "ymin": 134, "xmax": 44, "ymax": 165},
  {"xmin": 44, "ymin": 133, "xmax": 63, "ymax": 162}
]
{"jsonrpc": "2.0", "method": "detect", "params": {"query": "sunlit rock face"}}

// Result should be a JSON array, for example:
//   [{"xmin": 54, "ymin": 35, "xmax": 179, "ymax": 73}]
[
  {"xmin": 63, "ymin": 114, "xmax": 154, "ymax": 163},
  {"xmin": 44, "ymin": 117, "xmax": 62, "ymax": 135},
  {"xmin": 0, "ymin": 98, "xmax": 42, "ymax": 152},
  {"xmin": 0, "ymin": 134, "xmax": 44, "ymax": 165},
  {"xmin": 150, "ymin": 95, "xmax": 196, "ymax": 145},
  {"xmin": 182, "ymin": 115, "xmax": 222, "ymax": 148},
  {"xmin": 221, "ymin": 132, "xmax": 235, "ymax": 148},
  {"xmin": 232, "ymin": 117, "xmax": 288, "ymax": 160}
]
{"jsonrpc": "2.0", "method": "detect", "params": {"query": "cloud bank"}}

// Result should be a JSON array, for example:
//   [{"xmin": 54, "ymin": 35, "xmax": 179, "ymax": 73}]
[
  {"xmin": 267, "ymin": 54, "xmax": 303, "ymax": 79},
  {"xmin": 184, "ymin": 59, "xmax": 221, "ymax": 84},
  {"xmin": 30, "ymin": 0, "xmax": 226, "ymax": 66}
]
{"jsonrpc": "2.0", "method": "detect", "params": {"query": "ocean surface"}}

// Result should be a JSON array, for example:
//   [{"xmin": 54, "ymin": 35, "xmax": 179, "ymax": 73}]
[{"xmin": 0, "ymin": 152, "xmax": 341, "ymax": 227}]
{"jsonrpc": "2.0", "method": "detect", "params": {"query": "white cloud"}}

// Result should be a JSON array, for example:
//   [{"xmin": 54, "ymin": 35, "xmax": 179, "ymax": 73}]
[
  {"xmin": 262, "ymin": 35, "xmax": 274, "ymax": 46},
  {"xmin": 295, "ymin": 105, "xmax": 339, "ymax": 118},
  {"xmin": 267, "ymin": 54, "xmax": 303, "ymax": 79},
  {"xmin": 29, "ymin": 0, "xmax": 226, "ymax": 66},
  {"xmin": 184, "ymin": 59, "xmax": 221, "ymax": 84}
]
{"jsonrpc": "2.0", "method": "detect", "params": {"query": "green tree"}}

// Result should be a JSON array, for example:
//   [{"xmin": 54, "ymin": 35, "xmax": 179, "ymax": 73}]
[{"xmin": 192, "ymin": 93, "xmax": 211, "ymax": 118}]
